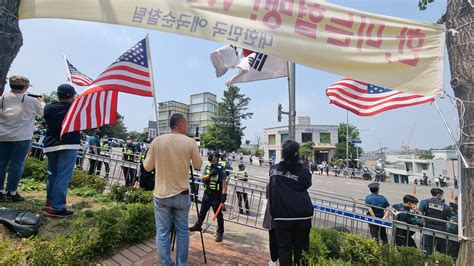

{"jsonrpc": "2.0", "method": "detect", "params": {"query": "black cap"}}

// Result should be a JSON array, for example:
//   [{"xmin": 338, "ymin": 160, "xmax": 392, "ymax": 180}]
[
  {"xmin": 368, "ymin": 182, "xmax": 380, "ymax": 189},
  {"xmin": 57, "ymin": 84, "xmax": 76, "ymax": 97}
]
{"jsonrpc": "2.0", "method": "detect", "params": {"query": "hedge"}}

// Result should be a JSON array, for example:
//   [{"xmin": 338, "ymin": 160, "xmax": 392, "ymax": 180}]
[{"xmin": 304, "ymin": 228, "xmax": 456, "ymax": 266}]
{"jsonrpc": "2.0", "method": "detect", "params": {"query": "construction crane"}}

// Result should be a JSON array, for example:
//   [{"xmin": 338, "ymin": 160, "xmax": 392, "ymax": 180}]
[{"xmin": 402, "ymin": 122, "xmax": 417, "ymax": 153}]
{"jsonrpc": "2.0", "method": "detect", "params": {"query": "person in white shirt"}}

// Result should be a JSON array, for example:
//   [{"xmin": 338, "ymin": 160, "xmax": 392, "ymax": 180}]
[{"xmin": 0, "ymin": 75, "xmax": 44, "ymax": 202}]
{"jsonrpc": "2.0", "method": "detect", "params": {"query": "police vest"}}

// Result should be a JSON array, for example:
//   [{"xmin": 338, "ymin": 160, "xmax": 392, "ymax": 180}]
[
  {"xmin": 219, "ymin": 160, "xmax": 231, "ymax": 176},
  {"xmin": 425, "ymin": 198, "xmax": 446, "ymax": 226},
  {"xmin": 122, "ymin": 145, "xmax": 134, "ymax": 161},
  {"xmin": 204, "ymin": 163, "xmax": 222, "ymax": 192},
  {"xmin": 100, "ymin": 141, "xmax": 109, "ymax": 154},
  {"xmin": 236, "ymin": 171, "xmax": 248, "ymax": 181}
]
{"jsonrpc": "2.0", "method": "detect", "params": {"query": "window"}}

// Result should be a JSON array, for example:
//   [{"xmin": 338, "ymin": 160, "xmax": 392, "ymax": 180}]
[
  {"xmin": 281, "ymin": 133, "xmax": 289, "ymax": 143},
  {"xmin": 302, "ymin": 133, "xmax": 313, "ymax": 143},
  {"xmin": 320, "ymin": 133, "xmax": 330, "ymax": 144},
  {"xmin": 268, "ymin": 134, "xmax": 276, "ymax": 145},
  {"xmin": 269, "ymin": 150, "xmax": 276, "ymax": 160}
]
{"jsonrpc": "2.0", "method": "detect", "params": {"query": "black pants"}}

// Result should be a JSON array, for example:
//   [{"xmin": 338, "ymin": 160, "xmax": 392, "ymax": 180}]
[
  {"xmin": 369, "ymin": 224, "xmax": 388, "ymax": 244},
  {"xmin": 122, "ymin": 166, "xmax": 137, "ymax": 187},
  {"xmin": 190, "ymin": 183, "xmax": 200, "ymax": 202},
  {"xmin": 237, "ymin": 191, "xmax": 249, "ymax": 211},
  {"xmin": 88, "ymin": 159, "xmax": 98, "ymax": 175},
  {"xmin": 275, "ymin": 219, "xmax": 311, "ymax": 266},
  {"xmin": 196, "ymin": 192, "xmax": 224, "ymax": 233},
  {"xmin": 395, "ymin": 229, "xmax": 417, "ymax": 248},
  {"xmin": 96, "ymin": 155, "xmax": 110, "ymax": 176},
  {"xmin": 269, "ymin": 228, "xmax": 279, "ymax": 262},
  {"xmin": 448, "ymin": 240, "xmax": 460, "ymax": 258},
  {"xmin": 423, "ymin": 234, "xmax": 448, "ymax": 255}
]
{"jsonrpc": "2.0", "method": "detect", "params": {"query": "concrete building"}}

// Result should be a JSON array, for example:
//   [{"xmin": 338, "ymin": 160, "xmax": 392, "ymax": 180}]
[
  {"xmin": 145, "ymin": 121, "xmax": 157, "ymax": 140},
  {"xmin": 384, "ymin": 150, "xmax": 458, "ymax": 185},
  {"xmin": 263, "ymin": 117, "xmax": 338, "ymax": 162},
  {"xmin": 189, "ymin": 92, "xmax": 218, "ymax": 137},
  {"xmin": 156, "ymin": 92, "xmax": 218, "ymax": 137}
]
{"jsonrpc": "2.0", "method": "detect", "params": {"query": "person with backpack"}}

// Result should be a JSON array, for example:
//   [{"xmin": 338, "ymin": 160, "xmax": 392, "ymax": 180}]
[{"xmin": 268, "ymin": 140, "xmax": 313, "ymax": 265}]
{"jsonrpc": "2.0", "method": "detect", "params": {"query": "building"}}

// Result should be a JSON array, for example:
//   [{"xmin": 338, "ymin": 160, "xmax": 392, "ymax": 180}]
[
  {"xmin": 188, "ymin": 92, "xmax": 218, "ymax": 137},
  {"xmin": 157, "ymin": 100, "xmax": 189, "ymax": 135},
  {"xmin": 263, "ymin": 116, "xmax": 338, "ymax": 162},
  {"xmin": 156, "ymin": 92, "xmax": 218, "ymax": 137},
  {"xmin": 384, "ymin": 150, "xmax": 458, "ymax": 185},
  {"xmin": 146, "ymin": 121, "xmax": 157, "ymax": 140}
]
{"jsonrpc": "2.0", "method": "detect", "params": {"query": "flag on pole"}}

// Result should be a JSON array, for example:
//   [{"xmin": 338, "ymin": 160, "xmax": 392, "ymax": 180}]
[
  {"xmin": 61, "ymin": 37, "xmax": 154, "ymax": 136},
  {"xmin": 65, "ymin": 57, "xmax": 94, "ymax": 86},
  {"xmin": 210, "ymin": 45, "xmax": 288, "ymax": 85},
  {"xmin": 326, "ymin": 78, "xmax": 435, "ymax": 116}
]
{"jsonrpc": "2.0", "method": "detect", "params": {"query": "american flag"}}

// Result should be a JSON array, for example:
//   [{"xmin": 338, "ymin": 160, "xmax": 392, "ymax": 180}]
[
  {"xmin": 61, "ymin": 37, "xmax": 154, "ymax": 136},
  {"xmin": 65, "ymin": 58, "xmax": 94, "ymax": 86},
  {"xmin": 326, "ymin": 78, "xmax": 434, "ymax": 116}
]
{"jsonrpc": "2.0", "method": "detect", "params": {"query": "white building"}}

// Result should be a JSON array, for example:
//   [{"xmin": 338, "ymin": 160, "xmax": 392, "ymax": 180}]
[
  {"xmin": 384, "ymin": 150, "xmax": 458, "ymax": 185},
  {"xmin": 263, "ymin": 117, "xmax": 338, "ymax": 162}
]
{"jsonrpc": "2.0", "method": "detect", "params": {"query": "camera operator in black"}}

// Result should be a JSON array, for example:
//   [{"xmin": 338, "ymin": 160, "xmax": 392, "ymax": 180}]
[
  {"xmin": 189, "ymin": 151, "xmax": 228, "ymax": 242},
  {"xmin": 392, "ymin": 194, "xmax": 424, "ymax": 247}
]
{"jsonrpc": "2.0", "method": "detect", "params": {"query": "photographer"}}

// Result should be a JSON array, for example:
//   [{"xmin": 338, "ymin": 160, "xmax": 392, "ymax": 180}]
[
  {"xmin": 391, "ymin": 195, "xmax": 424, "ymax": 247},
  {"xmin": 0, "ymin": 76, "xmax": 44, "ymax": 202},
  {"xmin": 43, "ymin": 84, "xmax": 80, "ymax": 217}
]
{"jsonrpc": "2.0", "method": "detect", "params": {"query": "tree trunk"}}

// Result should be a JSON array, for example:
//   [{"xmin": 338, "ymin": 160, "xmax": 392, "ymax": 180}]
[
  {"xmin": 0, "ymin": 0, "xmax": 23, "ymax": 95},
  {"xmin": 445, "ymin": 0, "xmax": 474, "ymax": 265}
]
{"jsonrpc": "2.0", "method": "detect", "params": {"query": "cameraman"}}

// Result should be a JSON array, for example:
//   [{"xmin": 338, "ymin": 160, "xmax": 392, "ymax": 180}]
[{"xmin": 0, "ymin": 76, "xmax": 44, "ymax": 202}]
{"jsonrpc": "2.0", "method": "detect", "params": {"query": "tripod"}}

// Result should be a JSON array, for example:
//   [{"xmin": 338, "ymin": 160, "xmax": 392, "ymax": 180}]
[{"xmin": 171, "ymin": 166, "xmax": 207, "ymax": 263}]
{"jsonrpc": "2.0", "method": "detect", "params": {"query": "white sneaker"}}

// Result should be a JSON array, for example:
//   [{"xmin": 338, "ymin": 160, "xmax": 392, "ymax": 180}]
[{"xmin": 268, "ymin": 260, "xmax": 277, "ymax": 266}]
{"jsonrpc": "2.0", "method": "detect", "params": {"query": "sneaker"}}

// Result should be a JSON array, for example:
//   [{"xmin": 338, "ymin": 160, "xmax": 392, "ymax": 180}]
[
  {"xmin": 189, "ymin": 224, "xmax": 202, "ymax": 232},
  {"xmin": 7, "ymin": 192, "xmax": 24, "ymax": 202},
  {"xmin": 215, "ymin": 232, "xmax": 223, "ymax": 242},
  {"xmin": 43, "ymin": 202, "xmax": 52, "ymax": 211},
  {"xmin": 268, "ymin": 260, "xmax": 277, "ymax": 266},
  {"xmin": 44, "ymin": 209, "xmax": 74, "ymax": 217}
]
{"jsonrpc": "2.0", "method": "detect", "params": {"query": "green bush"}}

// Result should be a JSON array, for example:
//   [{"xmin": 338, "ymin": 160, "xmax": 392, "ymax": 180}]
[
  {"xmin": 426, "ymin": 252, "xmax": 455, "ymax": 266},
  {"xmin": 121, "ymin": 203, "xmax": 156, "ymax": 242},
  {"xmin": 109, "ymin": 184, "xmax": 128, "ymax": 202},
  {"xmin": 306, "ymin": 228, "xmax": 329, "ymax": 261},
  {"xmin": 19, "ymin": 179, "xmax": 46, "ymax": 192},
  {"xmin": 22, "ymin": 157, "xmax": 48, "ymax": 181},
  {"xmin": 70, "ymin": 170, "xmax": 106, "ymax": 192},
  {"xmin": 124, "ymin": 189, "xmax": 154, "ymax": 204},
  {"xmin": 339, "ymin": 232, "xmax": 381, "ymax": 264},
  {"xmin": 396, "ymin": 246, "xmax": 424, "ymax": 266},
  {"xmin": 70, "ymin": 187, "xmax": 102, "ymax": 198},
  {"xmin": 319, "ymin": 228, "xmax": 343, "ymax": 258}
]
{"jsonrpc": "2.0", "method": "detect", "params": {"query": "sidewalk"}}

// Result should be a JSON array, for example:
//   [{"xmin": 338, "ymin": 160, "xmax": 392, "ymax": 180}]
[{"xmin": 102, "ymin": 213, "xmax": 270, "ymax": 265}]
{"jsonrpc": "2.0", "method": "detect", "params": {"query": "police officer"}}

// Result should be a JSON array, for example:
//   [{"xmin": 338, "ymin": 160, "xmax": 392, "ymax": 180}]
[
  {"xmin": 220, "ymin": 153, "xmax": 232, "ymax": 211},
  {"xmin": 392, "ymin": 194, "xmax": 424, "ymax": 247},
  {"xmin": 365, "ymin": 182, "xmax": 390, "ymax": 244},
  {"xmin": 96, "ymin": 135, "xmax": 111, "ymax": 178},
  {"xmin": 122, "ymin": 136, "xmax": 138, "ymax": 186},
  {"xmin": 235, "ymin": 163, "xmax": 250, "ymax": 215},
  {"xmin": 189, "ymin": 151, "xmax": 228, "ymax": 242},
  {"xmin": 419, "ymin": 188, "xmax": 452, "ymax": 255}
]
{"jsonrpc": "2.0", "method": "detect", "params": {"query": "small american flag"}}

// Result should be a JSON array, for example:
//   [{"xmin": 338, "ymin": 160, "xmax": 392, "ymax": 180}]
[
  {"xmin": 61, "ymin": 37, "xmax": 154, "ymax": 136},
  {"xmin": 65, "ymin": 58, "xmax": 94, "ymax": 86},
  {"xmin": 326, "ymin": 78, "xmax": 434, "ymax": 116}
]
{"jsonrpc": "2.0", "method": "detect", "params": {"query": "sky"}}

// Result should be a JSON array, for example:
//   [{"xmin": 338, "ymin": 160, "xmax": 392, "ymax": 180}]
[{"xmin": 9, "ymin": 0, "xmax": 458, "ymax": 152}]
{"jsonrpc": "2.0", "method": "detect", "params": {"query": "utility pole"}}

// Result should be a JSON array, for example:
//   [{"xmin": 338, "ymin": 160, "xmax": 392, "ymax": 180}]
[
  {"xmin": 288, "ymin": 62, "xmax": 296, "ymax": 141},
  {"xmin": 346, "ymin": 110, "xmax": 349, "ymax": 167}
]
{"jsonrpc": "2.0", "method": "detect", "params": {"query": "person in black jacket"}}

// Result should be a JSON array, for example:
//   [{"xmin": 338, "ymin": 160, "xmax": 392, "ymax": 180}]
[
  {"xmin": 43, "ymin": 84, "xmax": 80, "ymax": 217},
  {"xmin": 268, "ymin": 140, "xmax": 313, "ymax": 266},
  {"xmin": 392, "ymin": 194, "xmax": 424, "ymax": 247}
]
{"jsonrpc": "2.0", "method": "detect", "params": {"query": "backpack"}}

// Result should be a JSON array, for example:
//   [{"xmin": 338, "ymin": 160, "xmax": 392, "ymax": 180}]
[{"xmin": 0, "ymin": 208, "xmax": 41, "ymax": 238}]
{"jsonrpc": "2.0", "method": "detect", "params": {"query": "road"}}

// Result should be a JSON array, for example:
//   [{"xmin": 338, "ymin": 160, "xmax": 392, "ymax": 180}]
[{"xmin": 239, "ymin": 162, "xmax": 458, "ymax": 205}]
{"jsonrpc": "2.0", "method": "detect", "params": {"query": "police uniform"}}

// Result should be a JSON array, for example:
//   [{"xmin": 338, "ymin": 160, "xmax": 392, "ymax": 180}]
[
  {"xmin": 122, "ymin": 143, "xmax": 138, "ymax": 186},
  {"xmin": 419, "ymin": 197, "xmax": 452, "ymax": 255},
  {"xmin": 190, "ymin": 161, "xmax": 226, "ymax": 238},
  {"xmin": 219, "ymin": 159, "xmax": 232, "ymax": 211},
  {"xmin": 235, "ymin": 168, "xmax": 250, "ymax": 215},
  {"xmin": 96, "ymin": 139, "xmax": 111, "ymax": 177},
  {"xmin": 365, "ymin": 183, "xmax": 390, "ymax": 244},
  {"xmin": 392, "ymin": 203, "xmax": 423, "ymax": 247}
]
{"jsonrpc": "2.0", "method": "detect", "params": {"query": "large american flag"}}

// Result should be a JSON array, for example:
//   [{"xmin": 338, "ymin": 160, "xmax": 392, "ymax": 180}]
[
  {"xmin": 326, "ymin": 78, "xmax": 434, "ymax": 116},
  {"xmin": 65, "ymin": 58, "xmax": 94, "ymax": 86},
  {"xmin": 61, "ymin": 38, "xmax": 154, "ymax": 136}
]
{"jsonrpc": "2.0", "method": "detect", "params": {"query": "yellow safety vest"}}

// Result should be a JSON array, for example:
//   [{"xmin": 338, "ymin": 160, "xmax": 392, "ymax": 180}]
[
  {"xmin": 122, "ymin": 145, "xmax": 134, "ymax": 161},
  {"xmin": 205, "ymin": 163, "xmax": 221, "ymax": 192},
  {"xmin": 236, "ymin": 171, "xmax": 248, "ymax": 181}
]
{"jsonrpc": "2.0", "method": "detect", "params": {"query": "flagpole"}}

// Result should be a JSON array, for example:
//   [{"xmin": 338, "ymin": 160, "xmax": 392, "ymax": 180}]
[
  {"xmin": 63, "ymin": 53, "xmax": 73, "ymax": 86},
  {"xmin": 145, "ymin": 34, "xmax": 160, "ymax": 136}
]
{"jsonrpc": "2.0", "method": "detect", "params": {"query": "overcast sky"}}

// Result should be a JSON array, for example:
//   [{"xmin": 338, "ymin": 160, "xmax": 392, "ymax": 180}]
[{"xmin": 8, "ymin": 0, "xmax": 458, "ymax": 152}]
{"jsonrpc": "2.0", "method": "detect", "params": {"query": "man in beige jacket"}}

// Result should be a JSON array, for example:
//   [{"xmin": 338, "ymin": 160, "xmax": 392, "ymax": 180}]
[{"xmin": 144, "ymin": 113, "xmax": 203, "ymax": 266}]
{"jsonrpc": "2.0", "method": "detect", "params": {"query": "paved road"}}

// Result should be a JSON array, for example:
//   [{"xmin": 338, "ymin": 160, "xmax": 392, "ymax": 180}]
[{"xmin": 239, "ymin": 162, "xmax": 458, "ymax": 205}]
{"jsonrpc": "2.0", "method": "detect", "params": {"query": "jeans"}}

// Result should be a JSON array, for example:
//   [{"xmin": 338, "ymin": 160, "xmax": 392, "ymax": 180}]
[
  {"xmin": 275, "ymin": 219, "xmax": 311, "ymax": 266},
  {"xmin": 0, "ymin": 140, "xmax": 31, "ymax": 193},
  {"xmin": 369, "ymin": 224, "xmax": 388, "ymax": 244},
  {"xmin": 154, "ymin": 193, "xmax": 191, "ymax": 266},
  {"xmin": 46, "ymin": 149, "xmax": 78, "ymax": 211}
]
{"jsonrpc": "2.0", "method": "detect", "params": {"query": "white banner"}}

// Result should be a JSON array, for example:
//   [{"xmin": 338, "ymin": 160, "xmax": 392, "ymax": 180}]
[{"xmin": 19, "ymin": 0, "xmax": 445, "ymax": 96}]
